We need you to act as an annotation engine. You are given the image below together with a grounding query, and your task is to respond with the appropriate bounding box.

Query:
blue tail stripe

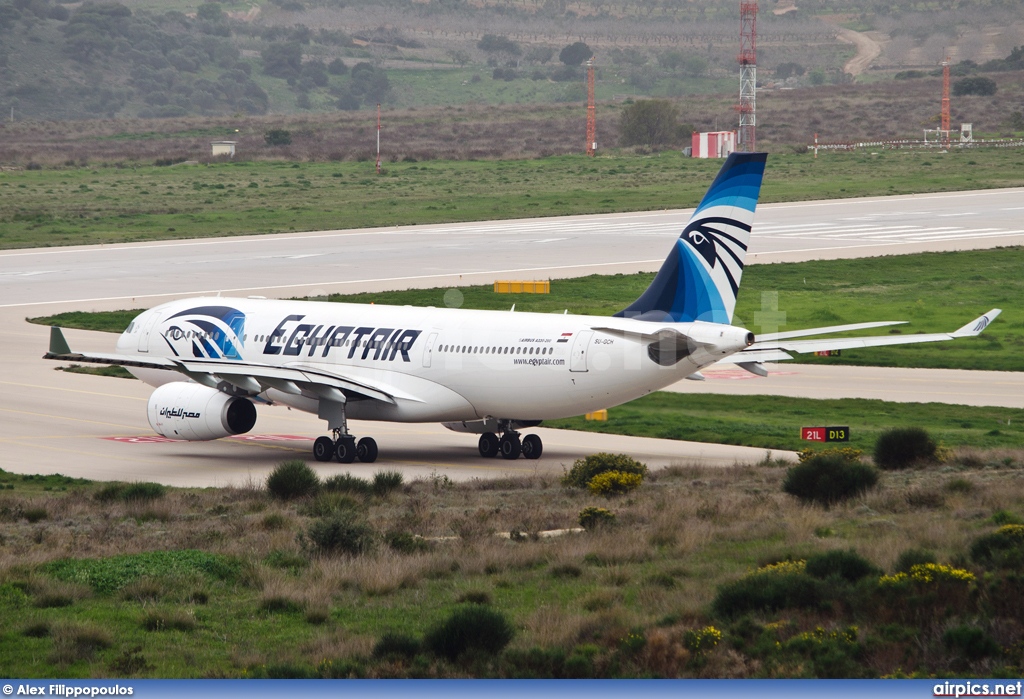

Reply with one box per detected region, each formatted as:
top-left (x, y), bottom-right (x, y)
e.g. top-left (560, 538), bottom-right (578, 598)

top-left (614, 151), bottom-right (766, 324)
top-left (695, 170), bottom-right (765, 214)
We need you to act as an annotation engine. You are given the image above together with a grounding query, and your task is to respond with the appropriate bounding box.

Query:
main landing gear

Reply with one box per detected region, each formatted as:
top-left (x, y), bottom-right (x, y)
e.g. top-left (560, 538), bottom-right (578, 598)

top-left (311, 394), bottom-right (378, 464)
top-left (478, 428), bottom-right (543, 460)
top-left (313, 432), bottom-right (378, 464)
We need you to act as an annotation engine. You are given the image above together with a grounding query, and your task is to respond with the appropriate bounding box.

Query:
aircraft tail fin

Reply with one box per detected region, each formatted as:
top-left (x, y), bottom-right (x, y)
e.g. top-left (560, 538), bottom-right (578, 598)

top-left (615, 151), bottom-right (767, 324)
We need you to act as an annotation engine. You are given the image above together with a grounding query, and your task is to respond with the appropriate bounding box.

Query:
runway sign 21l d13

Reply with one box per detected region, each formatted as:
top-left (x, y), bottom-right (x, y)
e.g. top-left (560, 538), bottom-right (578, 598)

top-left (801, 426), bottom-right (850, 442)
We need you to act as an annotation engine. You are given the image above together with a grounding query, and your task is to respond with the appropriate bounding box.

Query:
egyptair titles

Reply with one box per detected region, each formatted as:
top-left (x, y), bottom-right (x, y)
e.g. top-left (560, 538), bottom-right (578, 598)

top-left (262, 315), bottom-right (422, 363)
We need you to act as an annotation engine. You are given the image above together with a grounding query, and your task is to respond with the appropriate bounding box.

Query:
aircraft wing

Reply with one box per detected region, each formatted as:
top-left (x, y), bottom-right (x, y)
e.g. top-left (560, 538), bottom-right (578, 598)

top-left (42, 326), bottom-right (405, 405)
top-left (719, 309), bottom-right (1001, 369)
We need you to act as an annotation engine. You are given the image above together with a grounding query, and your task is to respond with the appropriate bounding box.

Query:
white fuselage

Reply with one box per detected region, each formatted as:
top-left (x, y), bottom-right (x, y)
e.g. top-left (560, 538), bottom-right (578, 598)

top-left (117, 297), bottom-right (752, 424)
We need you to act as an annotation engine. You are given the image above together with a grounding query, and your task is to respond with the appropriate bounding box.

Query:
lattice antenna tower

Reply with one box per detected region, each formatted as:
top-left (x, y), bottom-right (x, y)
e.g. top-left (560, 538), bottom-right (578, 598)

top-left (738, 2), bottom-right (757, 152)
top-left (586, 58), bottom-right (596, 156)
top-left (941, 55), bottom-right (951, 146)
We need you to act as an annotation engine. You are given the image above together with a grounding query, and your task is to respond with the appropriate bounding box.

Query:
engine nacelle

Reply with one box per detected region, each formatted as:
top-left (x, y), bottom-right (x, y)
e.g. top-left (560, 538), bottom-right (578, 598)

top-left (147, 382), bottom-right (257, 441)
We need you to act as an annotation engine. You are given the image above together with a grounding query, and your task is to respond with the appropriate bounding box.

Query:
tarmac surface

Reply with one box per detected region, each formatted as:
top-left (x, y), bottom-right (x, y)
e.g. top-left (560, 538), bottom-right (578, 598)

top-left (1, 187), bottom-right (1021, 485)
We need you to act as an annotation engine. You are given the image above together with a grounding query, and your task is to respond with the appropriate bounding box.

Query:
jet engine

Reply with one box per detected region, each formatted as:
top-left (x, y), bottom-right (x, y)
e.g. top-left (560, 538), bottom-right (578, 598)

top-left (147, 382), bottom-right (257, 441)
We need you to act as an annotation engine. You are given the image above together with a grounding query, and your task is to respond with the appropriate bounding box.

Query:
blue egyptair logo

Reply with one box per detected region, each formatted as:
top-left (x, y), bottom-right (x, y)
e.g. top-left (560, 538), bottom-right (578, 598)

top-left (164, 306), bottom-right (246, 360)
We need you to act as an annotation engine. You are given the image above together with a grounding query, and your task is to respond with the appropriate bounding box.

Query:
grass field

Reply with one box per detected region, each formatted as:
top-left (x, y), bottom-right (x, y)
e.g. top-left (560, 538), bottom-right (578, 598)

top-left (546, 393), bottom-right (1024, 451)
top-left (4, 453), bottom-right (1024, 678)
top-left (3, 147), bottom-right (1024, 249)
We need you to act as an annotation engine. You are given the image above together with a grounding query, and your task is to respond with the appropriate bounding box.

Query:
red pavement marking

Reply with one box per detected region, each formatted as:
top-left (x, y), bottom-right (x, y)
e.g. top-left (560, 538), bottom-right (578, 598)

top-left (103, 434), bottom-right (311, 444)
top-left (702, 369), bottom-right (798, 381)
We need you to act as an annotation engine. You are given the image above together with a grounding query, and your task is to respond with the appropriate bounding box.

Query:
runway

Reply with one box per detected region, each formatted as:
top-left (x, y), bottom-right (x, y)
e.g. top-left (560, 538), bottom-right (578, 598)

top-left (1, 188), bottom-right (1020, 485)
top-left (2, 187), bottom-right (1023, 309)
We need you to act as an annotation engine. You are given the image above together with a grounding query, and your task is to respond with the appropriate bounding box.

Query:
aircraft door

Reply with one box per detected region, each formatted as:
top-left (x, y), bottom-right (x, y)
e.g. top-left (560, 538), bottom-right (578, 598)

top-left (569, 330), bottom-right (593, 372)
top-left (422, 332), bottom-right (438, 368)
top-left (137, 312), bottom-right (164, 353)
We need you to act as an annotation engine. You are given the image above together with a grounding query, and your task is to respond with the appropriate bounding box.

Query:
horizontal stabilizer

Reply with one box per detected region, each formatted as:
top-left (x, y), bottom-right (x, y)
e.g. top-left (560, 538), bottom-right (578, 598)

top-left (718, 348), bottom-right (793, 363)
top-left (755, 320), bottom-right (906, 342)
top-left (742, 309), bottom-right (1001, 358)
top-left (737, 361), bottom-right (769, 377)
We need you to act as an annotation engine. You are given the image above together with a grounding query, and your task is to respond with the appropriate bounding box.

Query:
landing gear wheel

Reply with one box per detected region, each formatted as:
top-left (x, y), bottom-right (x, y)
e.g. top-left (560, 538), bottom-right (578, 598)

top-left (335, 436), bottom-right (357, 464)
top-left (357, 437), bottom-right (378, 463)
top-left (478, 432), bottom-right (500, 458)
top-left (499, 433), bottom-right (522, 460)
top-left (313, 436), bottom-right (335, 462)
top-left (521, 434), bottom-right (543, 460)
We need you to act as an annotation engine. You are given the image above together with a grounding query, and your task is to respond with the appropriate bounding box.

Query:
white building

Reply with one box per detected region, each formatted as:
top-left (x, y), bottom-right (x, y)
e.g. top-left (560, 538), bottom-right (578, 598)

top-left (691, 131), bottom-right (736, 158)
top-left (211, 141), bottom-right (237, 158)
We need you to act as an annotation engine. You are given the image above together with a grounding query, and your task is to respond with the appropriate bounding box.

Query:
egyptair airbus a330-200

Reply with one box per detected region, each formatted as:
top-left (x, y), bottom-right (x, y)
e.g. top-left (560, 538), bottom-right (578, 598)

top-left (45, 153), bottom-right (1000, 463)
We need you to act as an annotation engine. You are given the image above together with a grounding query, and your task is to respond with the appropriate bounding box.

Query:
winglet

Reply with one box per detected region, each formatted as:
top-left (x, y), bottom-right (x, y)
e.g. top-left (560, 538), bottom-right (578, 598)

top-left (952, 309), bottom-right (1001, 338)
top-left (48, 326), bottom-right (72, 356)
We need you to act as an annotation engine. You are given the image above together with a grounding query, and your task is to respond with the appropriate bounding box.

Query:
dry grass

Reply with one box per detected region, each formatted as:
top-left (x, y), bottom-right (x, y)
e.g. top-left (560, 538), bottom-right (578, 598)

top-left (5, 450), bottom-right (1024, 677)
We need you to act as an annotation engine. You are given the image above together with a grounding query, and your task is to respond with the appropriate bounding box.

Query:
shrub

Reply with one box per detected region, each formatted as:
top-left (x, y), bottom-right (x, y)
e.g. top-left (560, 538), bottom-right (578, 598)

top-left (300, 492), bottom-right (360, 517)
top-left (970, 524), bottom-right (1024, 570)
top-left (953, 76), bottom-right (997, 96)
top-left (261, 513), bottom-right (289, 530)
top-left (24, 507), bottom-right (47, 523)
top-left (873, 427), bottom-right (937, 470)
top-left (943, 625), bottom-right (1000, 661)
top-left (992, 509), bottom-right (1024, 525)
top-left (372, 470), bottom-right (404, 496)
top-left (373, 631), bottom-right (421, 659)
top-left (107, 645), bottom-right (153, 675)
top-left (578, 506), bottom-right (616, 530)
top-left (385, 530), bottom-right (430, 554)
top-left (457, 590), bottom-right (492, 605)
top-left (683, 625), bottom-right (722, 654)
top-left (120, 482), bottom-right (166, 501)
top-left (322, 473), bottom-right (371, 496)
top-left (22, 621), bottom-right (51, 638)
top-left (94, 481), bottom-right (166, 503)
top-left (893, 548), bottom-right (938, 573)
top-left (266, 460), bottom-right (320, 500)
top-left (423, 604), bottom-right (515, 661)
top-left (619, 99), bottom-right (681, 148)
top-left (264, 129), bottom-right (293, 146)
top-left (783, 626), bottom-right (863, 678)
top-left (782, 453), bottom-right (879, 506)
top-left (588, 471), bottom-right (643, 496)
top-left (878, 563), bottom-right (975, 589)
top-left (805, 549), bottom-right (879, 582)
top-left (797, 447), bottom-right (863, 464)
top-left (712, 560), bottom-right (827, 618)
top-left (49, 623), bottom-right (112, 666)
top-left (303, 513), bottom-right (375, 556)
top-left (260, 594), bottom-right (304, 614)
top-left (562, 453), bottom-right (647, 488)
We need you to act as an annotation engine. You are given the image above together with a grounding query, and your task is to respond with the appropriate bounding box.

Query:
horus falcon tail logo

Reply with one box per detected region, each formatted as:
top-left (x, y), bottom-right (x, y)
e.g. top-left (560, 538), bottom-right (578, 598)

top-left (681, 216), bottom-right (751, 298)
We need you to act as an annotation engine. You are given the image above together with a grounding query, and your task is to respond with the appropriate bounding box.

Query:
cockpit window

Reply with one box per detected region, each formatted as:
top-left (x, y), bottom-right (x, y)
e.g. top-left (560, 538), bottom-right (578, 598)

top-left (126, 322), bottom-right (135, 333)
